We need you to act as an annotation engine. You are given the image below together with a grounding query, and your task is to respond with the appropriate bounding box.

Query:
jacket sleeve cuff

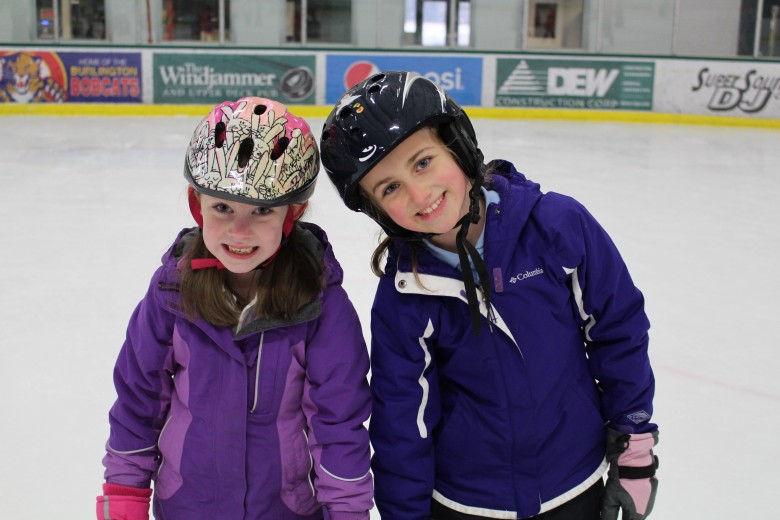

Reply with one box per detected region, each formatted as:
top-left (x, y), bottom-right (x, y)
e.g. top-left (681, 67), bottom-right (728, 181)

top-left (102, 482), bottom-right (153, 497)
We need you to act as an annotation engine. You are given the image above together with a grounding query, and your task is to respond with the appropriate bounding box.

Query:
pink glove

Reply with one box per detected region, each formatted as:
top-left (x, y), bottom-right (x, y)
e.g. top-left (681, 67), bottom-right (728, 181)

top-left (601, 428), bottom-right (659, 520)
top-left (96, 482), bottom-right (152, 520)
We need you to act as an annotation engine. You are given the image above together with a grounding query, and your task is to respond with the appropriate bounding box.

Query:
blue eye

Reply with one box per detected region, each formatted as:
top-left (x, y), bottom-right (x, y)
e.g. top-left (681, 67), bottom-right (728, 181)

top-left (383, 183), bottom-right (399, 196)
top-left (254, 207), bottom-right (272, 215)
top-left (214, 203), bottom-right (231, 213)
top-left (416, 157), bottom-right (431, 170)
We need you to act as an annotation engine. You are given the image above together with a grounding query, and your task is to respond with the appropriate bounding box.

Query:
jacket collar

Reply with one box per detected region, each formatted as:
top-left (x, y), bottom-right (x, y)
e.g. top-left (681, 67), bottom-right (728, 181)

top-left (384, 160), bottom-right (543, 278)
top-left (155, 223), bottom-right (341, 338)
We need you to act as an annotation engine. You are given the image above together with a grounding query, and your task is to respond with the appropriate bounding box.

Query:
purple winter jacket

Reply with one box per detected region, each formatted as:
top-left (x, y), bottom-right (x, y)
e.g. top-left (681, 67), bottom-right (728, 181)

top-left (369, 161), bottom-right (654, 519)
top-left (102, 223), bottom-right (373, 520)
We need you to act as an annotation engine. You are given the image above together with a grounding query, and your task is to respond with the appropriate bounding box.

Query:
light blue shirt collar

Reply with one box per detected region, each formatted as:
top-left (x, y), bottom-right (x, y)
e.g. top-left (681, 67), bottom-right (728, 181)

top-left (423, 187), bottom-right (500, 274)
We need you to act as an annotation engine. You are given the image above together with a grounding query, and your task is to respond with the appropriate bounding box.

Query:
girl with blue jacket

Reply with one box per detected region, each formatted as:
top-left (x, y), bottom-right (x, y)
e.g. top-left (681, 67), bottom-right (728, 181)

top-left (96, 97), bottom-right (373, 520)
top-left (319, 72), bottom-right (659, 520)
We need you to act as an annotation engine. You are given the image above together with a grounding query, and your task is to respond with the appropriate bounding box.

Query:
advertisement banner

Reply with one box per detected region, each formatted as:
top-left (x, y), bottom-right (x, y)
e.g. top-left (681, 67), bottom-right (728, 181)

top-left (495, 57), bottom-right (654, 110)
top-left (0, 50), bottom-right (141, 103)
top-left (654, 60), bottom-right (780, 119)
top-left (325, 54), bottom-right (482, 106)
top-left (153, 53), bottom-right (316, 105)
top-left (64, 52), bottom-right (142, 102)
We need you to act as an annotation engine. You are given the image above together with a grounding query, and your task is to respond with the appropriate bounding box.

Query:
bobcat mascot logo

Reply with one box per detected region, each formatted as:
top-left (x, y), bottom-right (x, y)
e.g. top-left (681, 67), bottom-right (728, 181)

top-left (0, 52), bottom-right (68, 103)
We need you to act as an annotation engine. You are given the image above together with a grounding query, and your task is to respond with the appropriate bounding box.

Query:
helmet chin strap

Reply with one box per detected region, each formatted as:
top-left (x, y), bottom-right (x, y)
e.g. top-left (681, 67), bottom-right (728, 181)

top-left (452, 175), bottom-right (491, 335)
top-left (367, 177), bottom-right (491, 334)
top-left (187, 187), bottom-right (303, 271)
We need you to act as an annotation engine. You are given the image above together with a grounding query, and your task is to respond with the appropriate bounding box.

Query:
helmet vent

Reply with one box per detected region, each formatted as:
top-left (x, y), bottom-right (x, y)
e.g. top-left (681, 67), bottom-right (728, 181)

top-left (271, 136), bottom-right (290, 160)
top-left (338, 106), bottom-right (353, 119)
top-left (370, 73), bottom-right (385, 84)
top-left (254, 104), bottom-right (267, 115)
top-left (368, 84), bottom-right (381, 95)
top-left (215, 122), bottom-right (227, 148)
top-left (349, 127), bottom-right (361, 137)
top-left (237, 138), bottom-right (254, 168)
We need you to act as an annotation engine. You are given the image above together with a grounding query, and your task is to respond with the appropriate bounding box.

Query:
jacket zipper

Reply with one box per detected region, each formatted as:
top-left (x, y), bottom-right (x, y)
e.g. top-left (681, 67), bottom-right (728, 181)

top-left (249, 332), bottom-right (264, 413)
top-left (302, 429), bottom-right (315, 496)
top-left (155, 415), bottom-right (173, 475)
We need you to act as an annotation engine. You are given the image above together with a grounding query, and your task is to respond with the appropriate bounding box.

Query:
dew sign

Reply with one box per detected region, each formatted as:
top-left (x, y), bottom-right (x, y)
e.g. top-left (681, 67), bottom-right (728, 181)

top-left (495, 57), bottom-right (654, 110)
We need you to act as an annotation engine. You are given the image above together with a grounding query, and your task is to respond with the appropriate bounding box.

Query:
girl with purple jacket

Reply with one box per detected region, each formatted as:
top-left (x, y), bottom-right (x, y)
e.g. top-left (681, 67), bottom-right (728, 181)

top-left (320, 72), bottom-right (659, 520)
top-left (96, 97), bottom-right (373, 520)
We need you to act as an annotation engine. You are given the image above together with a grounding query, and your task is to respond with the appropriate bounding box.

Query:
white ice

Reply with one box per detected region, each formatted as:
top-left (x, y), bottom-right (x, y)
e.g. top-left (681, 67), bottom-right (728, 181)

top-left (1, 114), bottom-right (778, 519)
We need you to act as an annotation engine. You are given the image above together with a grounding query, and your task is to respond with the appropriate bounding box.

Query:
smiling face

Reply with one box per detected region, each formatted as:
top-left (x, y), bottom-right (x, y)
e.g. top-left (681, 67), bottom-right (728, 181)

top-left (358, 127), bottom-right (472, 246)
top-left (198, 193), bottom-right (288, 276)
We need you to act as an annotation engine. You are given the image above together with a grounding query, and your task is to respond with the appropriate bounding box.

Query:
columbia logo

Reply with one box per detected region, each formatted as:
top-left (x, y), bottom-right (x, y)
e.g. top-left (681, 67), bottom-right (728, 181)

top-left (627, 410), bottom-right (651, 424)
top-left (509, 268), bottom-right (544, 283)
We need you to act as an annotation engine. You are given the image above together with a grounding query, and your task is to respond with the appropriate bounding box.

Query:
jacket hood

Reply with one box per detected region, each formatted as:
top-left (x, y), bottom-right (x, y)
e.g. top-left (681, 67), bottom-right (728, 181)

top-left (158, 222), bottom-right (342, 285)
top-left (384, 159), bottom-right (543, 277)
top-left (153, 222), bottom-right (343, 335)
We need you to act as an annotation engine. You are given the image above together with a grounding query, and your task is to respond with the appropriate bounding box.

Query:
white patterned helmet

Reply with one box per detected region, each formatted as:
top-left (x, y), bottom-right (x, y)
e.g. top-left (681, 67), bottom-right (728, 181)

top-left (184, 97), bottom-right (319, 206)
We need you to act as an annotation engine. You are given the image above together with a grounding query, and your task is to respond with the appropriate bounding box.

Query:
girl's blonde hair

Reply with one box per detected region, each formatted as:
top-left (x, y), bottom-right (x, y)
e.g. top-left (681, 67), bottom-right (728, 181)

top-left (179, 219), bottom-right (324, 327)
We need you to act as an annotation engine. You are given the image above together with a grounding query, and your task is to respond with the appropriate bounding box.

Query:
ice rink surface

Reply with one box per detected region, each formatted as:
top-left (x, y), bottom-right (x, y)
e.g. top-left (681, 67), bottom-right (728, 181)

top-left (1, 113), bottom-right (778, 519)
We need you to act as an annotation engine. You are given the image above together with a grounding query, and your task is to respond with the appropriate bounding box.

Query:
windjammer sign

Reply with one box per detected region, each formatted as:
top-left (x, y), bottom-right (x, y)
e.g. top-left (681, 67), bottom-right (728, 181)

top-left (153, 53), bottom-right (315, 104)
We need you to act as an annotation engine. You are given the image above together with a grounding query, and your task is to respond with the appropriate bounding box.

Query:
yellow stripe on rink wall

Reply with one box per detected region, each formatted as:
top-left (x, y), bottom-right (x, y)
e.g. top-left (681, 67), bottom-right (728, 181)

top-left (1, 103), bottom-right (779, 130)
top-left (0, 103), bottom-right (330, 119)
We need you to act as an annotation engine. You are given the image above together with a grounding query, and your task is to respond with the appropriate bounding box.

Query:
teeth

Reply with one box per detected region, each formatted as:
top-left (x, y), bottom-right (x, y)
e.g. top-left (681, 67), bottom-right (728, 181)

top-left (419, 195), bottom-right (443, 216)
top-left (228, 245), bottom-right (254, 254)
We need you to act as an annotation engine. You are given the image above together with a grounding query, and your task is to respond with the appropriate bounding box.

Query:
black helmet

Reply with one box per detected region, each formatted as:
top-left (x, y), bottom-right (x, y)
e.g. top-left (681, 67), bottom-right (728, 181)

top-left (320, 71), bottom-right (484, 234)
top-left (322, 71), bottom-right (491, 333)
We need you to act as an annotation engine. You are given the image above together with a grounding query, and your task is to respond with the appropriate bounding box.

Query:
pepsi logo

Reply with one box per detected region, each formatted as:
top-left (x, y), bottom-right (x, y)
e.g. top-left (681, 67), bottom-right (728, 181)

top-left (344, 61), bottom-right (380, 89)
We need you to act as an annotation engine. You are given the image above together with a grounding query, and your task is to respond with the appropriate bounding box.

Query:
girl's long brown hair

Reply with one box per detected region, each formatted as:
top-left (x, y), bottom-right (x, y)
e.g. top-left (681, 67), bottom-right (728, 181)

top-left (179, 222), bottom-right (324, 328)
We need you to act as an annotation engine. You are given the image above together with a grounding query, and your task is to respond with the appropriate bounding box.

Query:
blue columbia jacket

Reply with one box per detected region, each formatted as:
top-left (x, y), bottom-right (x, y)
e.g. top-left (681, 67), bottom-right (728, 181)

top-left (369, 161), bottom-right (655, 519)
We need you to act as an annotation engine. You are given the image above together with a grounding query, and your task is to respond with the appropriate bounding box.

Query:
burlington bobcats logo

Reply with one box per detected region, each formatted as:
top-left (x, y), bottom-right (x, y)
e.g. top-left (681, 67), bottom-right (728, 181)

top-left (509, 268), bottom-right (544, 283)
